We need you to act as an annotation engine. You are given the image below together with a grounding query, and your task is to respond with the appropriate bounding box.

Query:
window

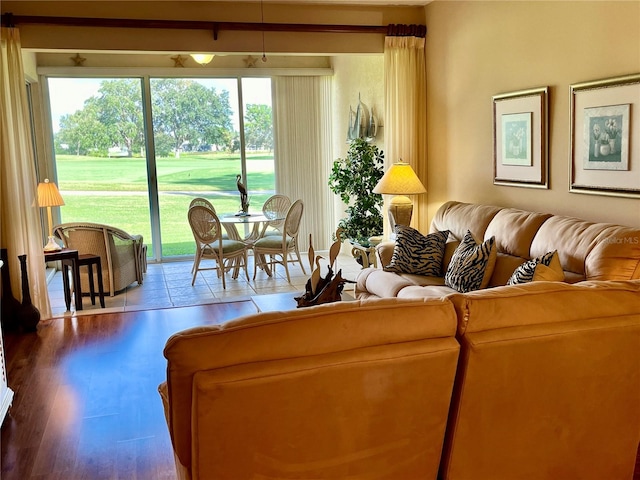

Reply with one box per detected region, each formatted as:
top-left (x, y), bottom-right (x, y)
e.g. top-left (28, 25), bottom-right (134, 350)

top-left (47, 76), bottom-right (274, 260)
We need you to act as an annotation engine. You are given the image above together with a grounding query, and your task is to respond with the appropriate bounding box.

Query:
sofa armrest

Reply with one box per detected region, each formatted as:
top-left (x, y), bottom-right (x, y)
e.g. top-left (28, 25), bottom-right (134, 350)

top-left (376, 241), bottom-right (396, 268)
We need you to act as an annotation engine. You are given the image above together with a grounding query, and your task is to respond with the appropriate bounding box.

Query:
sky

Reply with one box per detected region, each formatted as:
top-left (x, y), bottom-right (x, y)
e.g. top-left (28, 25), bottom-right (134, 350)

top-left (47, 77), bottom-right (272, 133)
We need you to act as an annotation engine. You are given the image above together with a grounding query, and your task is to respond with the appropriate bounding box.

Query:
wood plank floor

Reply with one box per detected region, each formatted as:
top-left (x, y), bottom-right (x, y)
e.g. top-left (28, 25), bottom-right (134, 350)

top-left (1, 301), bottom-right (259, 480)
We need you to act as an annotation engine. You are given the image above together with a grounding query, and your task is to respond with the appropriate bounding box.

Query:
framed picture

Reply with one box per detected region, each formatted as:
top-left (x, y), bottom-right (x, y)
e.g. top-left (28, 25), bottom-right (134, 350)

top-left (570, 73), bottom-right (640, 198)
top-left (493, 87), bottom-right (548, 188)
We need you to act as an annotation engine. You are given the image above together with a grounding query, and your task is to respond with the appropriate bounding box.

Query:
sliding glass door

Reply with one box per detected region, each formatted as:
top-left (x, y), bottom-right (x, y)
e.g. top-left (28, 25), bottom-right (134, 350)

top-left (47, 75), bottom-right (274, 261)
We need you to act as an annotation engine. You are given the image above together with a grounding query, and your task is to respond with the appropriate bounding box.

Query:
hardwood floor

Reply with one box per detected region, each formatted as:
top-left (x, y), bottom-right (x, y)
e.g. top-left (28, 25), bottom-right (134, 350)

top-left (1, 301), bottom-right (260, 479)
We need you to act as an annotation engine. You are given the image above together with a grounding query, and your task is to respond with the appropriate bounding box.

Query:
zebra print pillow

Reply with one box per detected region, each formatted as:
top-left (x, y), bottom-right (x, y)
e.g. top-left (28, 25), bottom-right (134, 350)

top-left (384, 227), bottom-right (449, 276)
top-left (507, 250), bottom-right (563, 285)
top-left (444, 230), bottom-right (497, 293)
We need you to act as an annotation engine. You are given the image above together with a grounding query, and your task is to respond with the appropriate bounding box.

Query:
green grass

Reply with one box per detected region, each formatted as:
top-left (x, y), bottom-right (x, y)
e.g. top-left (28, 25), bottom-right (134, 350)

top-left (57, 152), bottom-right (275, 258)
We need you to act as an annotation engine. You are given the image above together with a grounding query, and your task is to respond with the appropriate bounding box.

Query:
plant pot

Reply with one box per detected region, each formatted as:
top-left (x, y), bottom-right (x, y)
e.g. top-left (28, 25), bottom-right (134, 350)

top-left (599, 144), bottom-right (610, 156)
top-left (609, 138), bottom-right (616, 154)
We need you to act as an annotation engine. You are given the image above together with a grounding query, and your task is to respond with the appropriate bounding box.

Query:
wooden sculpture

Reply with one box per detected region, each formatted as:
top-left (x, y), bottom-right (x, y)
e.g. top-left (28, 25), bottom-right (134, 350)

top-left (295, 228), bottom-right (354, 308)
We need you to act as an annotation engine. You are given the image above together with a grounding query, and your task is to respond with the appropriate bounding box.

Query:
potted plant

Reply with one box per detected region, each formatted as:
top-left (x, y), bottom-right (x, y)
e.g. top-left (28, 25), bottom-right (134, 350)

top-left (328, 138), bottom-right (384, 245)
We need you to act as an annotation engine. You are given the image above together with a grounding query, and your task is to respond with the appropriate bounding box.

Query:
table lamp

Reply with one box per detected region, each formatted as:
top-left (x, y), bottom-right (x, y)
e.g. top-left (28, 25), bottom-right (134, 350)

top-left (373, 160), bottom-right (426, 234)
top-left (37, 179), bottom-right (65, 252)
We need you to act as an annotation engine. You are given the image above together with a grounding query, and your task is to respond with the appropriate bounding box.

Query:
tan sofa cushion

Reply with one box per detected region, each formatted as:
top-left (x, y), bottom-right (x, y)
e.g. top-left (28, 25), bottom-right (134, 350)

top-left (163, 298), bottom-right (460, 477)
top-left (441, 280), bottom-right (640, 480)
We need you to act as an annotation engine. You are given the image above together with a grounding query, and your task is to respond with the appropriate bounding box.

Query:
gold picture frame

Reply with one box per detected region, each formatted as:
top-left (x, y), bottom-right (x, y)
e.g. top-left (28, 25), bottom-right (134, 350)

top-left (493, 87), bottom-right (548, 188)
top-left (570, 73), bottom-right (640, 198)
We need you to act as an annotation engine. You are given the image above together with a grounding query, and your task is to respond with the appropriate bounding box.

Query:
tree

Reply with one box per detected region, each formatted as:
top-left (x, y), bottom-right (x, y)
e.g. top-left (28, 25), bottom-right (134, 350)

top-left (244, 104), bottom-right (273, 151)
top-left (56, 103), bottom-right (110, 156)
top-left (88, 79), bottom-right (145, 157)
top-left (151, 79), bottom-right (233, 157)
top-left (328, 139), bottom-right (384, 244)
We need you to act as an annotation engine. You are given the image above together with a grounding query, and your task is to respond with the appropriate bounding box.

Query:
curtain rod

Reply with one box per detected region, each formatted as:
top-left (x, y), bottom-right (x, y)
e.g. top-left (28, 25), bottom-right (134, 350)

top-left (1, 14), bottom-right (426, 39)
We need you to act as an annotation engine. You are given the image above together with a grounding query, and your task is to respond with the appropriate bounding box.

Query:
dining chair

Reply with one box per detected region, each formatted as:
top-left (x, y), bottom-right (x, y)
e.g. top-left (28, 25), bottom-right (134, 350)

top-left (189, 197), bottom-right (240, 242)
top-left (188, 205), bottom-right (249, 289)
top-left (252, 199), bottom-right (306, 283)
top-left (260, 194), bottom-right (292, 237)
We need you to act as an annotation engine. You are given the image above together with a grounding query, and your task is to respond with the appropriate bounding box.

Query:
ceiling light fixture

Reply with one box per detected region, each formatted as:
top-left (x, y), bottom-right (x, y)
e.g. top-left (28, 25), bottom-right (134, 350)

top-left (191, 54), bottom-right (214, 65)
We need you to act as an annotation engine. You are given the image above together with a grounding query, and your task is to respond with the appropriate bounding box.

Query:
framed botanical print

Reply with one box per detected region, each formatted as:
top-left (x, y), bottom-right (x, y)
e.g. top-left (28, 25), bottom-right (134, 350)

top-left (493, 87), bottom-right (548, 188)
top-left (570, 73), bottom-right (640, 198)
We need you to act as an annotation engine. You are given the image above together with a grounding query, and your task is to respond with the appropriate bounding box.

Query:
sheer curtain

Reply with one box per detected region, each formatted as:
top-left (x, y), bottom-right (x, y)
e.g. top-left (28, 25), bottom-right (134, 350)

top-left (272, 76), bottom-right (333, 252)
top-left (384, 34), bottom-right (428, 234)
top-left (1, 27), bottom-right (52, 319)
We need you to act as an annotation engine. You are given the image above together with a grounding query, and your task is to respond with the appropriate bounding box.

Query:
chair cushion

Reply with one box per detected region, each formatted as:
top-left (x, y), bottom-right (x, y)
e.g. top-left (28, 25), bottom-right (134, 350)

top-left (444, 230), bottom-right (497, 293)
top-left (254, 235), bottom-right (292, 249)
top-left (507, 250), bottom-right (564, 285)
top-left (384, 227), bottom-right (449, 276)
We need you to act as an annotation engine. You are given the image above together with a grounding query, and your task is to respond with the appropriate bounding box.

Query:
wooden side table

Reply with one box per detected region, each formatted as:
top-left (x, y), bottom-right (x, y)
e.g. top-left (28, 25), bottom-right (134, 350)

top-left (44, 249), bottom-right (83, 311)
top-left (76, 254), bottom-right (105, 308)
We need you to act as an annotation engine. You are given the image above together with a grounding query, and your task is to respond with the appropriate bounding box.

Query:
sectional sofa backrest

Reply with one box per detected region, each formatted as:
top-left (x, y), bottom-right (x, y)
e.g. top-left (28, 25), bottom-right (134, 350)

top-left (160, 298), bottom-right (460, 480)
top-left (441, 280), bottom-right (640, 480)
top-left (429, 201), bottom-right (640, 285)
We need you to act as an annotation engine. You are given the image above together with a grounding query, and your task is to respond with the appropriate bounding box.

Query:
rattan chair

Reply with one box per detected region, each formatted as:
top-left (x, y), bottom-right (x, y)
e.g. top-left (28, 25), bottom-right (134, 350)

top-left (252, 199), bottom-right (306, 282)
top-left (188, 197), bottom-right (239, 241)
top-left (188, 205), bottom-right (248, 289)
top-left (54, 222), bottom-right (147, 296)
top-left (260, 194), bottom-right (292, 237)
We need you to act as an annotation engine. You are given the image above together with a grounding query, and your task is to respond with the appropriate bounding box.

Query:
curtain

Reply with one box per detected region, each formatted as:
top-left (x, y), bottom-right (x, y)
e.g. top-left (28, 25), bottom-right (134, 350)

top-left (272, 76), bottom-right (333, 252)
top-left (383, 34), bottom-right (428, 234)
top-left (1, 27), bottom-right (52, 319)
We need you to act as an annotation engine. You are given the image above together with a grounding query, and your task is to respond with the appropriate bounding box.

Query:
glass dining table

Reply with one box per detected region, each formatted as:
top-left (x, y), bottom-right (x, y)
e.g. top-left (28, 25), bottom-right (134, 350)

top-left (219, 212), bottom-right (285, 276)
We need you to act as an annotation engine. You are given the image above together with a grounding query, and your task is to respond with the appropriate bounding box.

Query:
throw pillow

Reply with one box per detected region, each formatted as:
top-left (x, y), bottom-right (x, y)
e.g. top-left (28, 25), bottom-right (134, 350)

top-left (507, 250), bottom-right (564, 285)
top-left (384, 227), bottom-right (450, 276)
top-left (444, 230), bottom-right (497, 293)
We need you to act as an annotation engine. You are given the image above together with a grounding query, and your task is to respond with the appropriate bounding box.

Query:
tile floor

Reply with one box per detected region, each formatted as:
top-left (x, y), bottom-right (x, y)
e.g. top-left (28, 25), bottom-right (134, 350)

top-left (47, 251), bottom-right (364, 318)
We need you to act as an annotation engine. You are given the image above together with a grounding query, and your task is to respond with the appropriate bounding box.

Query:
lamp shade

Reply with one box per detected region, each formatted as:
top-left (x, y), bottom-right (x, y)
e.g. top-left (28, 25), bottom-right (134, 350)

top-left (373, 161), bottom-right (426, 195)
top-left (190, 54), bottom-right (214, 65)
top-left (37, 179), bottom-right (65, 207)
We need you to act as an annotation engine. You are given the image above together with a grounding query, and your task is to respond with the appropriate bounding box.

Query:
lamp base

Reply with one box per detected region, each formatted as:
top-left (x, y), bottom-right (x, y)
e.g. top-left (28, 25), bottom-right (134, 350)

top-left (43, 236), bottom-right (62, 252)
top-left (388, 195), bottom-right (414, 237)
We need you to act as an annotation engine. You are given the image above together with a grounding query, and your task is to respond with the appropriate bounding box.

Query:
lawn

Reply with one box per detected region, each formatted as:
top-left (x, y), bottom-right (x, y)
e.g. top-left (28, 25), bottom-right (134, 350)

top-left (56, 152), bottom-right (275, 257)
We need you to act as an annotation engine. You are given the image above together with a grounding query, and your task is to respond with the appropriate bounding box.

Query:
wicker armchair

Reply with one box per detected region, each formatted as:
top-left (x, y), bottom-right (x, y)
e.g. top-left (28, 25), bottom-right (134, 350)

top-left (54, 222), bottom-right (147, 296)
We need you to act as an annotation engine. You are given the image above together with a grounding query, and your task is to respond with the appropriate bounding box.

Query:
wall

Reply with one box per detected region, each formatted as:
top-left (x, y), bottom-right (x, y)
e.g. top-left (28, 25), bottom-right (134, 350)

top-left (425, 1), bottom-right (640, 228)
top-left (330, 54), bottom-right (384, 248)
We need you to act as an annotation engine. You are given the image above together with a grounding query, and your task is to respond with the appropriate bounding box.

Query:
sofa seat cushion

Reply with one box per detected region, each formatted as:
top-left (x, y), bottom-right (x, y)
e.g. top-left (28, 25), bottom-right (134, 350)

top-left (445, 231), bottom-right (497, 293)
top-left (397, 285), bottom-right (457, 299)
top-left (384, 227), bottom-right (449, 276)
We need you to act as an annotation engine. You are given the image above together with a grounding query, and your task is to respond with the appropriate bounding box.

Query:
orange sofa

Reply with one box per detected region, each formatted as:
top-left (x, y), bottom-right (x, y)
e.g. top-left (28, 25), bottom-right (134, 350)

top-left (159, 280), bottom-right (640, 480)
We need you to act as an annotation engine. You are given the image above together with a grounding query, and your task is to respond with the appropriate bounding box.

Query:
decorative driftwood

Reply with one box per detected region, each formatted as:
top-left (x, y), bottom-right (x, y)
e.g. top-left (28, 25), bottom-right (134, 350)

top-left (295, 229), bottom-right (354, 308)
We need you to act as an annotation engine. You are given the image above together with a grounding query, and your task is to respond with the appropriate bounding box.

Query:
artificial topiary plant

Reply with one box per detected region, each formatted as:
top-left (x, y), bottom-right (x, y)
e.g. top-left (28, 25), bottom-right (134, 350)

top-left (328, 138), bottom-right (384, 244)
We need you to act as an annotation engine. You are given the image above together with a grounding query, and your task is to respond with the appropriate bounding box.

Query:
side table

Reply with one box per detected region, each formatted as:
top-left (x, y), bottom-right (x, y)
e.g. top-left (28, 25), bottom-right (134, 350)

top-left (44, 249), bottom-right (83, 311)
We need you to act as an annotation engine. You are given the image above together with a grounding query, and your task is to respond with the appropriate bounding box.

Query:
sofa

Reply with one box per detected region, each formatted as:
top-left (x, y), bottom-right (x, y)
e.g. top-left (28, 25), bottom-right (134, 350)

top-left (54, 222), bottom-right (147, 296)
top-left (356, 201), bottom-right (640, 299)
top-left (159, 279), bottom-right (640, 480)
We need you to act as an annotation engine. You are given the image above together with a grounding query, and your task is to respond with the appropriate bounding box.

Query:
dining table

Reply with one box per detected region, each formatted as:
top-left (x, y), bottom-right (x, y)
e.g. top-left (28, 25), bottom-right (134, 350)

top-left (220, 212), bottom-right (285, 277)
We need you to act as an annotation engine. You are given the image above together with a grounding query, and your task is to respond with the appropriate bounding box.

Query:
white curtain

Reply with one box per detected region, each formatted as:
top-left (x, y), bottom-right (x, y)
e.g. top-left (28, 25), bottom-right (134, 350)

top-left (383, 35), bottom-right (428, 234)
top-left (1, 27), bottom-right (52, 320)
top-left (272, 76), bottom-right (334, 253)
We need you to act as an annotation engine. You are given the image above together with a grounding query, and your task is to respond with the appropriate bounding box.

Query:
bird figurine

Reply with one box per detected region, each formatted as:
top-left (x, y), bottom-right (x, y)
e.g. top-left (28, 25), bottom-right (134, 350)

top-left (236, 174), bottom-right (250, 215)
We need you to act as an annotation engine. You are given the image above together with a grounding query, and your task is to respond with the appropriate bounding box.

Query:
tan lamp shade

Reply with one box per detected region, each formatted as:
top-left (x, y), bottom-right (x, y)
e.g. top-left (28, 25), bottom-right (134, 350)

top-left (373, 161), bottom-right (426, 233)
top-left (37, 179), bottom-right (65, 251)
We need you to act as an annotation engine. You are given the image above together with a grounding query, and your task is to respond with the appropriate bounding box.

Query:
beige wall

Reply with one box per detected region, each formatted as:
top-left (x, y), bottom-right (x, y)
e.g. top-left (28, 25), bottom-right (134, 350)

top-left (330, 54), bottom-right (384, 246)
top-left (425, 1), bottom-right (640, 228)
